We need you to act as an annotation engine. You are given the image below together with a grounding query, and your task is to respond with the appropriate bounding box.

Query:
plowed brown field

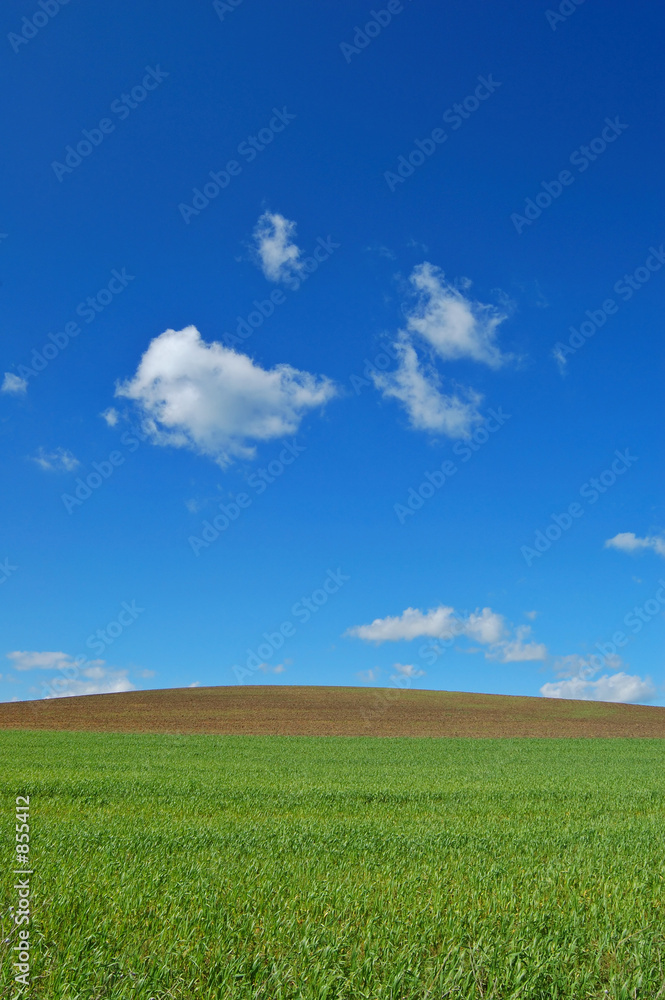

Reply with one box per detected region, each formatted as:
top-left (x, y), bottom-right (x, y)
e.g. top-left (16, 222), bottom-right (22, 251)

top-left (1, 685), bottom-right (665, 736)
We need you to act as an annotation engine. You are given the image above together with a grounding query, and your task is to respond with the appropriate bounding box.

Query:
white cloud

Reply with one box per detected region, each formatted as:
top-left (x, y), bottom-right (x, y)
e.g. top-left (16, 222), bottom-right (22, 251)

top-left (390, 662), bottom-right (425, 679)
top-left (101, 407), bottom-right (119, 427)
top-left (115, 326), bottom-right (336, 467)
top-left (605, 532), bottom-right (665, 558)
top-left (346, 605), bottom-right (506, 646)
top-left (138, 669), bottom-right (156, 679)
top-left (489, 626), bottom-right (547, 663)
top-left (1, 373), bottom-right (27, 395)
top-left (347, 605), bottom-right (460, 643)
top-left (7, 650), bottom-right (75, 671)
top-left (372, 335), bottom-right (483, 438)
top-left (252, 211), bottom-right (304, 287)
top-left (43, 667), bottom-right (135, 699)
top-left (465, 608), bottom-right (508, 645)
top-left (525, 610), bottom-right (538, 620)
top-left (540, 672), bottom-right (655, 704)
top-left (31, 447), bottom-right (79, 472)
top-left (7, 650), bottom-right (136, 698)
top-left (346, 605), bottom-right (548, 662)
top-left (188, 681), bottom-right (201, 688)
top-left (405, 263), bottom-right (511, 368)
top-left (373, 263), bottom-right (512, 438)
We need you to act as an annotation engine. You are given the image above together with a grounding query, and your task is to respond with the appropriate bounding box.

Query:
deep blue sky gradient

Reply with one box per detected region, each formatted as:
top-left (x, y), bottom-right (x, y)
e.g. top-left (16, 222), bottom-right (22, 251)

top-left (1, 0), bottom-right (663, 702)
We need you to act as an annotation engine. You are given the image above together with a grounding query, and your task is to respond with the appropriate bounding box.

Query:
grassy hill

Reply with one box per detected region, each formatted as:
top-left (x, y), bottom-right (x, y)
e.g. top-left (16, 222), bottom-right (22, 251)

top-left (1, 684), bottom-right (664, 736)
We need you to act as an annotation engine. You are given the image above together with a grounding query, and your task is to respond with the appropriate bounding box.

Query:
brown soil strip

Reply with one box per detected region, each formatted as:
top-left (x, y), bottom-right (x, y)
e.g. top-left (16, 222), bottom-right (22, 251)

top-left (1, 685), bottom-right (664, 737)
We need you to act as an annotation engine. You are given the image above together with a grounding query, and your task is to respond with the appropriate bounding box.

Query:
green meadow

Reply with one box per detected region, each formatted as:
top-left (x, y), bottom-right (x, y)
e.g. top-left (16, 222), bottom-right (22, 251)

top-left (1, 732), bottom-right (664, 999)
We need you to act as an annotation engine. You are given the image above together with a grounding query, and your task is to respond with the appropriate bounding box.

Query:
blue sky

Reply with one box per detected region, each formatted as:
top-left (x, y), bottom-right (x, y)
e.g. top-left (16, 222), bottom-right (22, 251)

top-left (1, 0), bottom-right (663, 705)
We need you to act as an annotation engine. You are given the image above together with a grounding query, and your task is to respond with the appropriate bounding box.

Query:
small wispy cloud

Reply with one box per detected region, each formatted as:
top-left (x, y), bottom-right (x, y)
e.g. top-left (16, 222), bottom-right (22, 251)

top-left (257, 662), bottom-right (286, 674)
top-left (373, 262), bottom-right (513, 438)
top-left (252, 211), bottom-right (304, 287)
top-left (552, 344), bottom-right (568, 374)
top-left (7, 651), bottom-right (76, 671)
top-left (605, 532), bottom-right (665, 558)
top-left (30, 447), bottom-right (79, 472)
top-left (356, 668), bottom-right (381, 682)
top-left (389, 662), bottom-right (425, 680)
top-left (1, 373), bottom-right (27, 395)
top-left (101, 407), bottom-right (119, 427)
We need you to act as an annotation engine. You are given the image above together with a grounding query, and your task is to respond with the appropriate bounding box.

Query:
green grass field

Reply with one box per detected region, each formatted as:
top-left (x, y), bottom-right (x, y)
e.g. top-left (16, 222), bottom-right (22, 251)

top-left (2, 732), bottom-right (665, 999)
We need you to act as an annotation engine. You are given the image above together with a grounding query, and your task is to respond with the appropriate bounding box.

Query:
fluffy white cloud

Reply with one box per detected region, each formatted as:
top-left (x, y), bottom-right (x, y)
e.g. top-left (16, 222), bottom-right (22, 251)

top-left (489, 626), bottom-right (547, 663)
top-left (7, 650), bottom-right (137, 698)
top-left (372, 336), bottom-right (483, 438)
top-left (1, 373), bottom-right (27, 395)
top-left (373, 263), bottom-right (512, 437)
top-left (346, 605), bottom-right (506, 647)
top-left (115, 326), bottom-right (336, 466)
top-left (605, 532), bottom-right (665, 558)
top-left (346, 605), bottom-right (548, 662)
top-left (31, 447), bottom-right (79, 472)
top-left (540, 672), bottom-right (655, 703)
top-left (405, 263), bottom-right (511, 368)
top-left (252, 211), bottom-right (304, 287)
top-left (347, 605), bottom-right (460, 643)
top-left (188, 681), bottom-right (201, 688)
